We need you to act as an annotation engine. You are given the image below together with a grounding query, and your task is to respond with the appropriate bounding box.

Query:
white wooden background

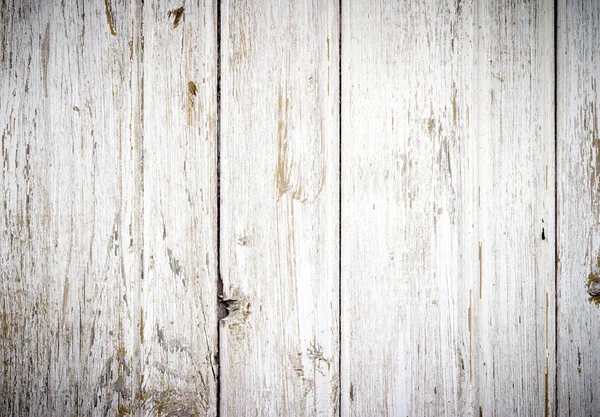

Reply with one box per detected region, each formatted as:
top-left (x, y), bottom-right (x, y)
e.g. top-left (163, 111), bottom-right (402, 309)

top-left (0, 0), bottom-right (598, 416)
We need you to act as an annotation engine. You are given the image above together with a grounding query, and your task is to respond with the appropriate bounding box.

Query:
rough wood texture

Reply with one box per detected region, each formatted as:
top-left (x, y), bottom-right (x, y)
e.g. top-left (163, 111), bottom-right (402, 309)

top-left (219, 0), bottom-right (340, 415)
top-left (5, 0), bottom-right (600, 416)
top-left (557, 1), bottom-right (600, 415)
top-left (140, 1), bottom-right (218, 416)
top-left (341, 1), bottom-right (555, 415)
top-left (1, 0), bottom-right (143, 415)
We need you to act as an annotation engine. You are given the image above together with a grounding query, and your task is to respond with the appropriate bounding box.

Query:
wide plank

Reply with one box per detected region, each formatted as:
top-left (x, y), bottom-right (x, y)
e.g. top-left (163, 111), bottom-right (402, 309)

top-left (140, 0), bottom-right (219, 415)
top-left (557, 1), bottom-right (600, 415)
top-left (219, 0), bottom-right (340, 415)
top-left (1, 0), bottom-right (143, 415)
top-left (341, 1), bottom-right (555, 415)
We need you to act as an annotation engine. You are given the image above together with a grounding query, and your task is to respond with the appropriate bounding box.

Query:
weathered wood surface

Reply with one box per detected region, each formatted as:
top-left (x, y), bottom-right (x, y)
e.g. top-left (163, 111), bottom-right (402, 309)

top-left (557, 1), bottom-right (600, 415)
top-left (219, 0), bottom-right (340, 416)
top-left (140, 1), bottom-right (218, 416)
top-left (3, 0), bottom-right (600, 416)
top-left (1, 0), bottom-right (143, 415)
top-left (341, 1), bottom-right (555, 415)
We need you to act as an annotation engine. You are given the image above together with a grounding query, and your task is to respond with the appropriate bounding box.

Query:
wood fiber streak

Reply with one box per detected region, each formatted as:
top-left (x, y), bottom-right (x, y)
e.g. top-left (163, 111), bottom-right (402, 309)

top-left (1, 0), bottom-right (143, 415)
top-left (219, 0), bottom-right (340, 415)
top-left (341, 1), bottom-right (555, 415)
top-left (557, 1), bottom-right (600, 415)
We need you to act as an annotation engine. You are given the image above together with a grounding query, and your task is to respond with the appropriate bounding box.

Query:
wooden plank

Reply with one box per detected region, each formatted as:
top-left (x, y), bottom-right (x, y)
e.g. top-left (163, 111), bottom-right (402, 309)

top-left (0, 0), bottom-right (143, 415)
top-left (140, 1), bottom-right (219, 415)
top-left (219, 0), bottom-right (340, 415)
top-left (341, 1), bottom-right (555, 415)
top-left (557, 1), bottom-right (600, 415)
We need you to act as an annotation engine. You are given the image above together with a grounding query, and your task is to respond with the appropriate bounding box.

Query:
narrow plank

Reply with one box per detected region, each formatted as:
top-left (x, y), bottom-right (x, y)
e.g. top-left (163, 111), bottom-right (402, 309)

top-left (341, 1), bottom-right (555, 415)
top-left (0, 0), bottom-right (143, 415)
top-left (557, 1), bottom-right (600, 415)
top-left (220, 0), bottom-right (340, 415)
top-left (140, 1), bottom-right (219, 415)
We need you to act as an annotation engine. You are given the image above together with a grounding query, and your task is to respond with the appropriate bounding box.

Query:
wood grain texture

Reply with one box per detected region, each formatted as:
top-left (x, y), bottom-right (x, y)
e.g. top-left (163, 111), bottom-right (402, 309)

top-left (1, 0), bottom-right (143, 415)
top-left (219, 0), bottom-right (340, 415)
top-left (557, 1), bottom-right (600, 415)
top-left (341, 1), bottom-right (555, 415)
top-left (8, 0), bottom-right (600, 416)
top-left (141, 0), bottom-right (219, 415)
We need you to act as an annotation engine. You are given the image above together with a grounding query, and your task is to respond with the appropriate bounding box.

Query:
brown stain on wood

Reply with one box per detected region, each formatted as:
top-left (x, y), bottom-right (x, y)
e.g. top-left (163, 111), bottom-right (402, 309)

top-left (584, 85), bottom-right (600, 214)
top-left (188, 81), bottom-right (197, 97)
top-left (275, 90), bottom-right (325, 204)
top-left (129, 19), bottom-right (135, 61)
top-left (187, 81), bottom-right (197, 125)
top-left (139, 307), bottom-right (144, 344)
top-left (427, 118), bottom-right (435, 135)
top-left (276, 91), bottom-right (291, 199)
top-left (230, 24), bottom-right (250, 67)
top-left (220, 287), bottom-right (251, 339)
top-left (168, 7), bottom-right (185, 29)
top-left (587, 253), bottom-right (600, 305)
top-left (104, 0), bottom-right (117, 36)
top-left (587, 270), bottom-right (600, 305)
top-left (41, 23), bottom-right (50, 97)
top-left (144, 387), bottom-right (208, 416)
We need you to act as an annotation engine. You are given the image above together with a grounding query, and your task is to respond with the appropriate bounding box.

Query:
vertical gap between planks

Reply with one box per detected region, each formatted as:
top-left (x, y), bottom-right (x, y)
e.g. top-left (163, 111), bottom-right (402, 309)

top-left (136, 0), bottom-right (146, 405)
top-left (553, 0), bottom-right (559, 415)
top-left (338, 0), bottom-right (343, 415)
top-left (216, 0), bottom-right (223, 414)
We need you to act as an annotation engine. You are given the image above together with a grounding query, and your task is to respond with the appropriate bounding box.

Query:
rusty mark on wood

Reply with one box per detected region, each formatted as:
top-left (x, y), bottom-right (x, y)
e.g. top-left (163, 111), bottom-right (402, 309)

top-left (168, 7), bottom-right (185, 29)
top-left (104, 0), bottom-right (117, 36)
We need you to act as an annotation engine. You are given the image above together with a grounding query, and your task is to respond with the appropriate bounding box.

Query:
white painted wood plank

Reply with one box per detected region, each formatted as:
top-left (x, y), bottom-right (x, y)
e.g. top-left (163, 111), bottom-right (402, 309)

top-left (1, 0), bottom-right (143, 415)
top-left (141, 1), bottom-right (218, 415)
top-left (557, 1), bottom-right (600, 415)
top-left (341, 1), bottom-right (555, 415)
top-left (220, 0), bottom-right (340, 415)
